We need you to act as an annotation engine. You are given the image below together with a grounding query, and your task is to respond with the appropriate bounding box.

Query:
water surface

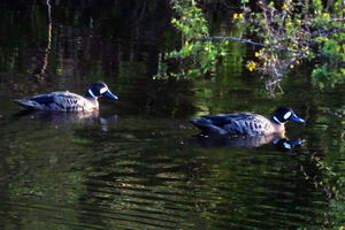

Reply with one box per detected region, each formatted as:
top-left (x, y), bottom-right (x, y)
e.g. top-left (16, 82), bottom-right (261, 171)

top-left (0, 1), bottom-right (344, 229)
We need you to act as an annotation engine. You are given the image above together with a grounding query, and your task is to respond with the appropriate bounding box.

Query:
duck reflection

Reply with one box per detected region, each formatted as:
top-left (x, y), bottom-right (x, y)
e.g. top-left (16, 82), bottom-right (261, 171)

top-left (13, 110), bottom-right (117, 131)
top-left (271, 138), bottom-right (302, 152)
top-left (195, 133), bottom-right (302, 151)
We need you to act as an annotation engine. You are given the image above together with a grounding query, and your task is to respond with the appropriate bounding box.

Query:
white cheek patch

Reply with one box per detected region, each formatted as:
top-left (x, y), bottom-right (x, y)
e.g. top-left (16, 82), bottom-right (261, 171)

top-left (100, 87), bottom-right (108, 94)
top-left (283, 111), bottom-right (292, 120)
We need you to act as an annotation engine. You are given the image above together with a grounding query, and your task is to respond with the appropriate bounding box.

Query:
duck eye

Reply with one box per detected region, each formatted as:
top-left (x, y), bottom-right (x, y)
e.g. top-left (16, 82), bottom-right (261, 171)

top-left (100, 87), bottom-right (108, 94)
top-left (283, 111), bottom-right (292, 120)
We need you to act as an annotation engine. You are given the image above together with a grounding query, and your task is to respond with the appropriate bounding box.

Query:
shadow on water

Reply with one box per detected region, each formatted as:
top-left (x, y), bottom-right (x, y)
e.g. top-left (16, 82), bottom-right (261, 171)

top-left (0, 1), bottom-right (344, 230)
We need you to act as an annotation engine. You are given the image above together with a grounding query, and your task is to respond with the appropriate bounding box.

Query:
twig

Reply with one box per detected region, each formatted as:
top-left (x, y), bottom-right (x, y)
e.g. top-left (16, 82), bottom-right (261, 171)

top-left (311, 27), bottom-right (345, 38)
top-left (196, 36), bottom-right (306, 54)
top-left (330, 18), bottom-right (345, 22)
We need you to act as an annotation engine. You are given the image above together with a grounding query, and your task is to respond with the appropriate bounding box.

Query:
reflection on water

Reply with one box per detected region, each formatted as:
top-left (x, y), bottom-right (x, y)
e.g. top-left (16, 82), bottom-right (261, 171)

top-left (0, 1), bottom-right (344, 230)
top-left (195, 133), bottom-right (302, 151)
top-left (0, 119), bottom-right (321, 230)
top-left (0, 112), bottom-right (332, 230)
top-left (13, 110), bottom-right (117, 132)
top-left (14, 110), bottom-right (100, 122)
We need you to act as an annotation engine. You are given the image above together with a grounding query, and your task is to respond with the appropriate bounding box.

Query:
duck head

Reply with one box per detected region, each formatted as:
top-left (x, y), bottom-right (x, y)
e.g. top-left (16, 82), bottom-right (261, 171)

top-left (85, 81), bottom-right (118, 100)
top-left (271, 107), bottom-right (304, 124)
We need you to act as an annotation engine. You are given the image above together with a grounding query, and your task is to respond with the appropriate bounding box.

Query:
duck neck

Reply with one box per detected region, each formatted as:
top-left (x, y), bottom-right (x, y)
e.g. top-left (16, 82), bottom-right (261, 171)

top-left (270, 116), bottom-right (285, 132)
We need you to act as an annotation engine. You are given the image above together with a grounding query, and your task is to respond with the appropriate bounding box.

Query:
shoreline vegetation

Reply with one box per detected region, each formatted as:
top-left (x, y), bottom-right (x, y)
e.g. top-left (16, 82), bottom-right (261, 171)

top-left (161, 0), bottom-right (344, 91)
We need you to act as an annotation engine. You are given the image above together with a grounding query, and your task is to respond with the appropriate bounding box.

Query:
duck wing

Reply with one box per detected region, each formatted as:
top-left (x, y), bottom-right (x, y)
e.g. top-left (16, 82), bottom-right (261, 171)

top-left (15, 91), bottom-right (89, 112)
top-left (190, 113), bottom-right (251, 135)
top-left (50, 92), bottom-right (92, 111)
top-left (14, 93), bottom-right (55, 110)
top-left (218, 113), bottom-right (271, 136)
top-left (204, 113), bottom-right (258, 135)
top-left (192, 113), bottom-right (271, 136)
top-left (201, 113), bottom-right (255, 125)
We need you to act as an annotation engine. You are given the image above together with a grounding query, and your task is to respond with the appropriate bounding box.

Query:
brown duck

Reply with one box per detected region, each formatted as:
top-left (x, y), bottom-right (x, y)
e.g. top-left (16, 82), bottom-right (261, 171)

top-left (14, 81), bottom-right (118, 113)
top-left (190, 107), bottom-right (304, 136)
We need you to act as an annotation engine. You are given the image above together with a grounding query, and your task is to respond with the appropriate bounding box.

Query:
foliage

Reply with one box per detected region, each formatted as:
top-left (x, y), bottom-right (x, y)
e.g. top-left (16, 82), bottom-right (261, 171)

top-left (156, 0), bottom-right (229, 79)
top-left (164, 0), bottom-right (345, 90)
top-left (303, 155), bottom-right (345, 230)
top-left (240, 0), bottom-right (345, 88)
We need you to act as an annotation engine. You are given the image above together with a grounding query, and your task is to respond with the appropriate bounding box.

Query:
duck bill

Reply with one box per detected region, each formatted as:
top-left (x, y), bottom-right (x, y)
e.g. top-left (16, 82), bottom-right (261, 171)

top-left (105, 90), bottom-right (118, 100)
top-left (290, 113), bottom-right (304, 123)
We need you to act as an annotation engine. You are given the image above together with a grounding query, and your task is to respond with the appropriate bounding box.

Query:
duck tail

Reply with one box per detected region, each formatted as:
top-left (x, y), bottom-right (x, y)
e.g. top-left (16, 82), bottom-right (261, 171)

top-left (13, 99), bottom-right (39, 109)
top-left (190, 118), bottom-right (203, 126)
top-left (190, 118), bottom-right (227, 135)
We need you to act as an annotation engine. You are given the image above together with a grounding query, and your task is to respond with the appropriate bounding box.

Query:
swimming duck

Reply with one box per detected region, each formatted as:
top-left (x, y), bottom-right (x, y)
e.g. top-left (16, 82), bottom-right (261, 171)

top-left (14, 81), bottom-right (118, 112)
top-left (190, 107), bottom-right (304, 136)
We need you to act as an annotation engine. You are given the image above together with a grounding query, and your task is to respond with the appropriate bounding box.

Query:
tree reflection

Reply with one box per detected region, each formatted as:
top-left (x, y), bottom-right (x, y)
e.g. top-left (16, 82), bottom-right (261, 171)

top-left (30, 0), bottom-right (52, 80)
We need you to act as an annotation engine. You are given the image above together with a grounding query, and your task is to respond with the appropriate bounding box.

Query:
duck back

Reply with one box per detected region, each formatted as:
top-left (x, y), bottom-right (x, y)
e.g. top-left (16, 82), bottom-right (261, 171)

top-left (14, 91), bottom-right (98, 112)
top-left (191, 113), bottom-right (282, 136)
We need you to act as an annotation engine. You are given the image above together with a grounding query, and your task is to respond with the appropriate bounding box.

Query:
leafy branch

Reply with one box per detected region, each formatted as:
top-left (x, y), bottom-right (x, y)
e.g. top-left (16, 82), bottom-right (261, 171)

top-left (238, 0), bottom-right (345, 88)
top-left (160, 0), bottom-right (344, 91)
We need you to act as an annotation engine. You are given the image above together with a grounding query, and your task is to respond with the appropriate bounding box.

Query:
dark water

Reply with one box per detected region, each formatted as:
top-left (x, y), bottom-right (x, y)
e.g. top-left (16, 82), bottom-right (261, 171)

top-left (0, 1), bottom-right (344, 229)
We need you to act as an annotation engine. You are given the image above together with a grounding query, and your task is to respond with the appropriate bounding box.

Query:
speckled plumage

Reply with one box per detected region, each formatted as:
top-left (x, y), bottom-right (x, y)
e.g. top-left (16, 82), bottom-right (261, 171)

top-left (14, 91), bottom-right (99, 112)
top-left (190, 107), bottom-right (304, 136)
top-left (14, 81), bottom-right (118, 113)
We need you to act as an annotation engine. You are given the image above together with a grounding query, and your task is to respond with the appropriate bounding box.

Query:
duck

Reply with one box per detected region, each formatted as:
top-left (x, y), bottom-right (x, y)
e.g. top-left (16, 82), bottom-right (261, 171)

top-left (190, 107), bottom-right (304, 136)
top-left (14, 81), bottom-right (118, 113)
